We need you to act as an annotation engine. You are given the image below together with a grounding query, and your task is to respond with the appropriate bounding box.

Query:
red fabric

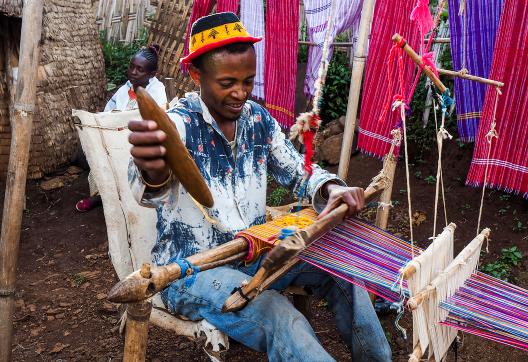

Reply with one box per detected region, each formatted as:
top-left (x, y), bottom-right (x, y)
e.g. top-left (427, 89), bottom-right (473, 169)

top-left (466, 0), bottom-right (528, 196)
top-left (128, 88), bottom-right (136, 100)
top-left (264, 0), bottom-right (299, 128)
top-left (216, 0), bottom-right (239, 13)
top-left (181, 0), bottom-right (216, 73)
top-left (357, 0), bottom-right (421, 158)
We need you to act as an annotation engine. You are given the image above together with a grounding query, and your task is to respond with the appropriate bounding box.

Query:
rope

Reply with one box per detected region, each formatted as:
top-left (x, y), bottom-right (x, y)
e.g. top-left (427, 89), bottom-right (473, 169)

top-left (476, 87), bottom-right (501, 248)
top-left (459, 0), bottom-right (469, 73)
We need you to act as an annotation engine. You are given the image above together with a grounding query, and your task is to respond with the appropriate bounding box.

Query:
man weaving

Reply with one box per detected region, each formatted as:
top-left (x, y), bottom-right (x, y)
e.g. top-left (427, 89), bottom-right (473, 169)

top-left (127, 12), bottom-right (391, 362)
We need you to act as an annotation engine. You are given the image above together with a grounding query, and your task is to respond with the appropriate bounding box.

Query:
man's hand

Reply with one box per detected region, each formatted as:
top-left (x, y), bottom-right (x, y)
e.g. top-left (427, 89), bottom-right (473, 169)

top-left (318, 183), bottom-right (365, 219)
top-left (128, 120), bottom-right (170, 185)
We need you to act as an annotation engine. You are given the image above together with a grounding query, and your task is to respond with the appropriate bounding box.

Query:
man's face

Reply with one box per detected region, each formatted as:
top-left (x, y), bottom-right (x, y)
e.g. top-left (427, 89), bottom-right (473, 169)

top-left (191, 47), bottom-right (256, 123)
top-left (127, 55), bottom-right (154, 88)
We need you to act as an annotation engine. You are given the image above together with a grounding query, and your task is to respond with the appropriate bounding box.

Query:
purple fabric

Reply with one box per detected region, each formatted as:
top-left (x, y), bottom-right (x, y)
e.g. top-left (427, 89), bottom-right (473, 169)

top-left (448, 0), bottom-right (504, 142)
top-left (303, 0), bottom-right (363, 97)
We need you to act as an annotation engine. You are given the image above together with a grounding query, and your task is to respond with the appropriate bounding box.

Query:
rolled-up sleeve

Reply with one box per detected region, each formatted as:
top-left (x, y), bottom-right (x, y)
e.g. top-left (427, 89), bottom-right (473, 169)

top-left (265, 112), bottom-right (346, 213)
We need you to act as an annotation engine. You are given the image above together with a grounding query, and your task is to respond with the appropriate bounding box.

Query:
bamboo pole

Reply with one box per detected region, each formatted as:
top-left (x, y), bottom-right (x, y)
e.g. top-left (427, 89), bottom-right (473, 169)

top-left (437, 68), bottom-right (504, 88)
top-left (338, 0), bottom-right (376, 180)
top-left (0, 1), bottom-right (44, 361)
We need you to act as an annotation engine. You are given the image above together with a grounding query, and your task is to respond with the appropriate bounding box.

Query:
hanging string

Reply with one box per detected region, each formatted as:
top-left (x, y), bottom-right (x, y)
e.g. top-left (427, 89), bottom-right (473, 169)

top-left (476, 87), bottom-right (501, 249)
top-left (459, 0), bottom-right (469, 73)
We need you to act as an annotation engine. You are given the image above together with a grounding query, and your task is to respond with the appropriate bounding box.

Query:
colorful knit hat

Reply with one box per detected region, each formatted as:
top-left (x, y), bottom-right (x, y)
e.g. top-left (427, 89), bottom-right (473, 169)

top-left (181, 12), bottom-right (262, 64)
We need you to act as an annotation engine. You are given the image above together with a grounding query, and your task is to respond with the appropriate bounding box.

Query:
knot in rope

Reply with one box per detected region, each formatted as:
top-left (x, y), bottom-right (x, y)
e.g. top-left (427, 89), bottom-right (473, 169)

top-left (485, 127), bottom-right (498, 144)
top-left (458, 67), bottom-right (469, 75)
top-left (378, 201), bottom-right (393, 210)
top-left (441, 88), bottom-right (454, 113)
top-left (438, 126), bottom-right (453, 140)
top-left (421, 52), bottom-right (439, 78)
top-left (170, 258), bottom-right (201, 287)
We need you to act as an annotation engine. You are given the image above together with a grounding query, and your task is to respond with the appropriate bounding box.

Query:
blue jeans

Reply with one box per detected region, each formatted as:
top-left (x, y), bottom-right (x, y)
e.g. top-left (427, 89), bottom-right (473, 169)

top-left (161, 257), bottom-right (392, 362)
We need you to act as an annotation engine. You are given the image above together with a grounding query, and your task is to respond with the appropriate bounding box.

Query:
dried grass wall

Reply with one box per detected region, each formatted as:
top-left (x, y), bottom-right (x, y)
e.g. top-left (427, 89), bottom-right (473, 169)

top-left (0, 0), bottom-right (107, 179)
top-left (96, 0), bottom-right (152, 43)
top-left (148, 0), bottom-right (196, 99)
top-left (0, 0), bottom-right (22, 17)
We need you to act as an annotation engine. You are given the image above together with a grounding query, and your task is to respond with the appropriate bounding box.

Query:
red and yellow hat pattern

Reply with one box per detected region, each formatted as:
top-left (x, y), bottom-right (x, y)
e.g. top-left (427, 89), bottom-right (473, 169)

top-left (181, 12), bottom-right (262, 64)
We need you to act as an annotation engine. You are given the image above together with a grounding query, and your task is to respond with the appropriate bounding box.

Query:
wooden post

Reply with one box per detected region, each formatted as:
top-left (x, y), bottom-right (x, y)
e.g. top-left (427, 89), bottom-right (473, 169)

top-left (338, 0), bottom-right (376, 180)
top-left (123, 300), bottom-right (152, 362)
top-left (0, 1), bottom-right (44, 361)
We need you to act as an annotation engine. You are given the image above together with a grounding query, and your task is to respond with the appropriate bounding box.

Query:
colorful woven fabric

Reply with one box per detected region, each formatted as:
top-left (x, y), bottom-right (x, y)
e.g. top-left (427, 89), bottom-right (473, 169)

top-left (240, 0), bottom-right (265, 99)
top-left (237, 208), bottom-right (419, 301)
top-left (440, 272), bottom-right (528, 351)
top-left (264, 0), bottom-right (299, 127)
top-left (357, 0), bottom-right (421, 158)
top-left (216, 0), bottom-right (239, 13)
top-left (466, 0), bottom-right (528, 196)
top-left (303, 0), bottom-right (362, 97)
top-left (448, 0), bottom-right (504, 142)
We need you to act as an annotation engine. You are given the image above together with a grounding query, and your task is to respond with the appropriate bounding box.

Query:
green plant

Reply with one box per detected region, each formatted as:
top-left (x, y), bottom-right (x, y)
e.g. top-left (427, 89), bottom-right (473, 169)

top-left (414, 171), bottom-right (422, 179)
top-left (512, 218), bottom-right (527, 233)
top-left (72, 273), bottom-right (87, 286)
top-left (424, 175), bottom-right (436, 184)
top-left (481, 246), bottom-right (524, 281)
top-left (499, 193), bottom-right (512, 201)
top-left (320, 50), bottom-right (352, 122)
top-left (267, 186), bottom-right (290, 207)
top-left (100, 29), bottom-right (148, 88)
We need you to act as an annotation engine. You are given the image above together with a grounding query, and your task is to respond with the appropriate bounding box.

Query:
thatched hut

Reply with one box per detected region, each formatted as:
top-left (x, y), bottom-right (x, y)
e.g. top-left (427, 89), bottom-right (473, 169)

top-left (0, 0), bottom-right (106, 179)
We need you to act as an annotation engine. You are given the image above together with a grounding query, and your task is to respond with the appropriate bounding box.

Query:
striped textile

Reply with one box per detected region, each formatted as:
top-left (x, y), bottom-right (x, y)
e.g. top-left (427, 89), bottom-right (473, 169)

top-left (237, 208), bottom-right (419, 302)
top-left (356, 0), bottom-right (421, 158)
top-left (448, 0), bottom-right (504, 142)
top-left (181, 0), bottom-right (215, 73)
top-left (466, 0), bottom-right (528, 197)
top-left (440, 272), bottom-right (528, 352)
top-left (216, 0), bottom-right (239, 13)
top-left (303, 0), bottom-right (362, 97)
top-left (240, 0), bottom-right (265, 99)
top-left (264, 0), bottom-right (300, 127)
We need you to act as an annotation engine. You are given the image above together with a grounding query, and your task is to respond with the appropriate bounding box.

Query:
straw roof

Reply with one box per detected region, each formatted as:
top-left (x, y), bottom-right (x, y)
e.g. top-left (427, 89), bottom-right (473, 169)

top-left (0, 0), bottom-right (106, 179)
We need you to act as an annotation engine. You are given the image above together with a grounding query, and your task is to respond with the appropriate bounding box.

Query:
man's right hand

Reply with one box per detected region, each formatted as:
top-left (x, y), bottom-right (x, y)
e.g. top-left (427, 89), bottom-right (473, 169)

top-left (128, 120), bottom-right (171, 185)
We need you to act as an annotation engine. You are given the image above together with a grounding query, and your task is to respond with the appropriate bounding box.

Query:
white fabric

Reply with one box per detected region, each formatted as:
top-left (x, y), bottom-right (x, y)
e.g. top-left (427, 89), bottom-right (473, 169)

top-left (240, 0), bottom-right (265, 99)
top-left (104, 77), bottom-right (168, 112)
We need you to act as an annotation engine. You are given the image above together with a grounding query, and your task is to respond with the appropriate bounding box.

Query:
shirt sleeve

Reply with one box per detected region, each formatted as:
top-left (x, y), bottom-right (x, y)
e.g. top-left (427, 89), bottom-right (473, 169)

top-left (264, 110), bottom-right (346, 213)
top-left (128, 111), bottom-right (186, 207)
top-left (104, 93), bottom-right (117, 112)
top-left (151, 82), bottom-right (168, 108)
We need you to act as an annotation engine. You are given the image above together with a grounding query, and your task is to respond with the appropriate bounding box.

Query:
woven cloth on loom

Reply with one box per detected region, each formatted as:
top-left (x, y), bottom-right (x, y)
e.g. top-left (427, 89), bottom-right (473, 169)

top-left (440, 272), bottom-right (528, 351)
top-left (466, 0), bottom-right (528, 196)
top-left (356, 0), bottom-right (421, 158)
top-left (303, 0), bottom-right (362, 97)
top-left (264, 0), bottom-right (299, 128)
top-left (240, 0), bottom-right (265, 99)
top-left (448, 0), bottom-right (504, 142)
top-left (236, 208), bottom-right (420, 302)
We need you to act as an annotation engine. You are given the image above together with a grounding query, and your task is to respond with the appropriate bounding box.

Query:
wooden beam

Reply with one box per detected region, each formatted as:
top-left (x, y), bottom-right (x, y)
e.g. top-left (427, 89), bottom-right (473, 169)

top-left (337, 0), bottom-right (377, 180)
top-left (0, 1), bottom-right (44, 361)
top-left (298, 40), bottom-right (355, 48)
top-left (437, 68), bottom-right (504, 88)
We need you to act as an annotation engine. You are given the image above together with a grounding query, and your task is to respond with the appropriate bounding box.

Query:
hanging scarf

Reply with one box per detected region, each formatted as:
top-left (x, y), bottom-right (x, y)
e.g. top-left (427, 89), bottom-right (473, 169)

top-left (216, 0), bottom-right (239, 13)
top-left (303, 0), bottom-right (363, 97)
top-left (240, 0), bottom-right (265, 99)
top-left (181, 0), bottom-right (215, 74)
top-left (264, 0), bottom-right (300, 128)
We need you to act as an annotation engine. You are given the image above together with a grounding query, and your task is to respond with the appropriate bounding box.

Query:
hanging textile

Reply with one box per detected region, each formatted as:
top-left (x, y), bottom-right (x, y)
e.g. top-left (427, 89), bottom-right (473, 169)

top-left (303, 0), bottom-right (362, 98)
top-left (264, 0), bottom-right (300, 128)
top-left (356, 0), bottom-right (421, 158)
top-left (216, 0), bottom-right (239, 13)
top-left (240, 0), bottom-right (265, 99)
top-left (466, 0), bottom-right (528, 196)
top-left (181, 0), bottom-right (215, 73)
top-left (448, 0), bottom-right (504, 142)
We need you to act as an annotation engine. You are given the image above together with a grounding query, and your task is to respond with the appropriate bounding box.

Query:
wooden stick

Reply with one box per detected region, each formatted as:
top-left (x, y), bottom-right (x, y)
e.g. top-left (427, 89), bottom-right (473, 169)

top-left (222, 173), bottom-right (390, 312)
top-left (375, 152), bottom-right (398, 229)
top-left (392, 33), bottom-right (447, 94)
top-left (298, 40), bottom-right (355, 47)
top-left (0, 2), bottom-right (44, 361)
top-left (136, 87), bottom-right (214, 208)
top-left (107, 237), bottom-right (249, 303)
top-left (437, 68), bottom-right (504, 88)
top-left (337, 0), bottom-right (377, 179)
top-left (425, 37), bottom-right (450, 44)
top-left (123, 300), bottom-right (152, 362)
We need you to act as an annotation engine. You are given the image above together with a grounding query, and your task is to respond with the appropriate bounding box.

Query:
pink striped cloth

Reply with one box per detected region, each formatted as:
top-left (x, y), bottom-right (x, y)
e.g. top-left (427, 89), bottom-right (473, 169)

top-left (216, 0), bottom-right (239, 13)
top-left (264, 0), bottom-right (300, 128)
top-left (466, 0), bottom-right (528, 197)
top-left (356, 0), bottom-right (422, 158)
top-left (181, 0), bottom-right (215, 73)
top-left (303, 0), bottom-right (362, 97)
top-left (240, 0), bottom-right (266, 99)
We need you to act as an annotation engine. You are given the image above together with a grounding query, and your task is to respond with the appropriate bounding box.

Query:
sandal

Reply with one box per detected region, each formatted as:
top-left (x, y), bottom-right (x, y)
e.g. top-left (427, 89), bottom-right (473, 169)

top-left (76, 197), bottom-right (97, 212)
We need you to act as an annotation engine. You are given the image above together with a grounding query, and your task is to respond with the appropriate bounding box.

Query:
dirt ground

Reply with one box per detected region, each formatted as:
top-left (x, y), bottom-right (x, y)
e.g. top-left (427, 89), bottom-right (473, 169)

top-left (3, 137), bottom-right (528, 361)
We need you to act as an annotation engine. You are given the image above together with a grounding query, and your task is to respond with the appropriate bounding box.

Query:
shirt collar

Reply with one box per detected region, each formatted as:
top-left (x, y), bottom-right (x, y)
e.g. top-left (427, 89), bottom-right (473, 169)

top-left (126, 77), bottom-right (156, 89)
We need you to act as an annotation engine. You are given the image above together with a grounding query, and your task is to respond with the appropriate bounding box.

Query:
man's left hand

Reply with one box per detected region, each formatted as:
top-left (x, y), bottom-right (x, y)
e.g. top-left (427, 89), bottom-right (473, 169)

top-left (318, 183), bottom-right (365, 219)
